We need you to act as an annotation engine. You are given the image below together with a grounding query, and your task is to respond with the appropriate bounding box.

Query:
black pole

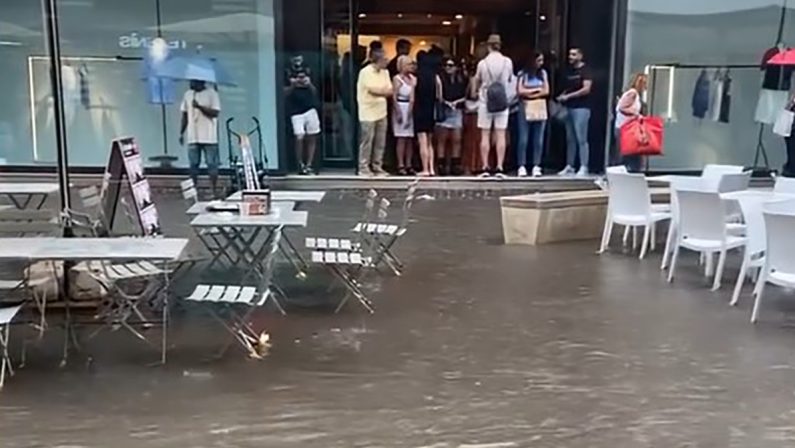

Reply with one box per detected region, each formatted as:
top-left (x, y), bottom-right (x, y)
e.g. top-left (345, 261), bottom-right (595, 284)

top-left (777, 0), bottom-right (788, 43)
top-left (155, 0), bottom-right (169, 156)
top-left (42, 0), bottom-right (72, 231)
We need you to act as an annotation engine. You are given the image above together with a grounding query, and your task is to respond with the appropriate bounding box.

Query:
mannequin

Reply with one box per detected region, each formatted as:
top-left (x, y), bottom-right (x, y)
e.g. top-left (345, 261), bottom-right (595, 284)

top-left (756, 43), bottom-right (793, 125)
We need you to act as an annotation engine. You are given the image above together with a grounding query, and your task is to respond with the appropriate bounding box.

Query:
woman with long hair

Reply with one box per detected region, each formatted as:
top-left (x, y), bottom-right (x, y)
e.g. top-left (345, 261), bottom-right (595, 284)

top-left (436, 57), bottom-right (468, 175)
top-left (413, 51), bottom-right (442, 176)
top-left (515, 51), bottom-right (550, 177)
top-left (392, 55), bottom-right (416, 175)
top-left (615, 72), bottom-right (648, 172)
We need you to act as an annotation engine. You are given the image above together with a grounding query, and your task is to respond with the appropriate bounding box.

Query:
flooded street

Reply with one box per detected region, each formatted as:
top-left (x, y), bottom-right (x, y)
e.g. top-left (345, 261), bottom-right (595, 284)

top-left (3, 195), bottom-right (795, 447)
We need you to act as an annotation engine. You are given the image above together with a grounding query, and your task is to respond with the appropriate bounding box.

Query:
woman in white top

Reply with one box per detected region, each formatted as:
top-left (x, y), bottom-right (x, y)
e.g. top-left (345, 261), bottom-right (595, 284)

top-left (392, 55), bottom-right (416, 175)
top-left (614, 73), bottom-right (647, 172)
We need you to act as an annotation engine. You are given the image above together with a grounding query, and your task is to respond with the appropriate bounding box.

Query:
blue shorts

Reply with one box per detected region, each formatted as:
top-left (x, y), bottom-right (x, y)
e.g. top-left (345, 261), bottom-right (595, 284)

top-left (187, 143), bottom-right (220, 178)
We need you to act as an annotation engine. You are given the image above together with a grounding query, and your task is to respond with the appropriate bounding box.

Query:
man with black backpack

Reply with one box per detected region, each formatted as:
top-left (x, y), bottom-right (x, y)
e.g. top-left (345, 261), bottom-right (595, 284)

top-left (472, 34), bottom-right (514, 178)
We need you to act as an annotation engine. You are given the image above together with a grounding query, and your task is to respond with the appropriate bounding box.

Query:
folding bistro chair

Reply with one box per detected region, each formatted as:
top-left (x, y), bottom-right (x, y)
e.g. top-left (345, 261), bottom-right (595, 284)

top-left (0, 303), bottom-right (22, 389)
top-left (311, 199), bottom-right (394, 314)
top-left (368, 181), bottom-right (422, 275)
top-left (79, 259), bottom-right (171, 341)
top-left (184, 227), bottom-right (284, 358)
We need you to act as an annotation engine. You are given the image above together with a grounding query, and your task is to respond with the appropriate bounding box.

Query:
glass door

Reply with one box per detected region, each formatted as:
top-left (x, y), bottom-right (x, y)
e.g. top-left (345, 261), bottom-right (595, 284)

top-left (318, 0), bottom-right (357, 171)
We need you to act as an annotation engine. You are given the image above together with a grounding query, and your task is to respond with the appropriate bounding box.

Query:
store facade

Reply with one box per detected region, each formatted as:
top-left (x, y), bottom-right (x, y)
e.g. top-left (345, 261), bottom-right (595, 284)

top-left (1, 0), bottom-right (791, 174)
top-left (623, 0), bottom-right (795, 172)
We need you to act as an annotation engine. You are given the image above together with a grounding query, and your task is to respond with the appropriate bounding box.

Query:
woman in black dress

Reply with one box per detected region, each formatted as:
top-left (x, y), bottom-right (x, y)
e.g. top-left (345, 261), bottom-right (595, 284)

top-left (414, 50), bottom-right (441, 176)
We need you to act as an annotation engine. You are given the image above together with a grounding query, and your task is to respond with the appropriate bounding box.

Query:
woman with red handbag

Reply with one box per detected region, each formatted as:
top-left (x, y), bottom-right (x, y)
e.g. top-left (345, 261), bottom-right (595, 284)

top-left (614, 73), bottom-right (647, 172)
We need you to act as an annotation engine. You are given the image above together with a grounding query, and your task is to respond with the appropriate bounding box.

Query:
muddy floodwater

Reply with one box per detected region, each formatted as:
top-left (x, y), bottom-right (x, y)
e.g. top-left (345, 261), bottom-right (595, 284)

top-left (3, 195), bottom-right (795, 447)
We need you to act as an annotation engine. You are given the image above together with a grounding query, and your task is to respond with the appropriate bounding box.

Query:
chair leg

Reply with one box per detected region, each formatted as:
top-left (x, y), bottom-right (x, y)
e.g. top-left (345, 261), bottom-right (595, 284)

top-left (599, 217), bottom-right (614, 254)
top-left (661, 220), bottom-right (675, 270)
top-left (730, 255), bottom-right (750, 306)
top-left (712, 250), bottom-right (728, 291)
top-left (667, 244), bottom-right (681, 283)
top-left (623, 226), bottom-right (630, 247)
top-left (639, 225), bottom-right (651, 260)
top-left (751, 281), bottom-right (766, 324)
top-left (705, 253), bottom-right (715, 278)
top-left (632, 227), bottom-right (639, 250)
top-left (650, 223), bottom-right (657, 252)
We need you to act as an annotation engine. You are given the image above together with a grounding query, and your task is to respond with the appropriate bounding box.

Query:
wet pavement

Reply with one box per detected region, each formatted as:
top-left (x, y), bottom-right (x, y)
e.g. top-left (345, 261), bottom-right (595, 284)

top-left (4, 193), bottom-right (795, 447)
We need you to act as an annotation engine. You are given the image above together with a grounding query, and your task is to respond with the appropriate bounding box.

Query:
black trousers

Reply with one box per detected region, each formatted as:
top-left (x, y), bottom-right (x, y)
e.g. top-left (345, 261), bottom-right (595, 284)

top-left (785, 135), bottom-right (795, 176)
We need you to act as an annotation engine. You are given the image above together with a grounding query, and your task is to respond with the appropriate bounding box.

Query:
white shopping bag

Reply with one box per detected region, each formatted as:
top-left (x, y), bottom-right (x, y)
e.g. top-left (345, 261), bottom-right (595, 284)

top-left (773, 109), bottom-right (794, 137)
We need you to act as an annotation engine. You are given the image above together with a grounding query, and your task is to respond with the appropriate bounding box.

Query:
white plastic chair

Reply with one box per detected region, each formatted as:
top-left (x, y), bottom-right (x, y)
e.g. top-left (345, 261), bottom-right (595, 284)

top-left (667, 189), bottom-right (746, 290)
top-left (599, 172), bottom-right (671, 259)
top-left (0, 304), bottom-right (22, 389)
top-left (773, 176), bottom-right (795, 194)
top-left (718, 171), bottom-right (752, 223)
top-left (751, 200), bottom-right (795, 323)
top-left (702, 164), bottom-right (745, 190)
top-left (729, 196), bottom-right (767, 307)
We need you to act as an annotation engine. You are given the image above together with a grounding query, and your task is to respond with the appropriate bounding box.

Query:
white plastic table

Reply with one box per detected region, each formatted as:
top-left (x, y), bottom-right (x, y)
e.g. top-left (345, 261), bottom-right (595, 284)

top-left (0, 183), bottom-right (59, 209)
top-left (226, 190), bottom-right (326, 203)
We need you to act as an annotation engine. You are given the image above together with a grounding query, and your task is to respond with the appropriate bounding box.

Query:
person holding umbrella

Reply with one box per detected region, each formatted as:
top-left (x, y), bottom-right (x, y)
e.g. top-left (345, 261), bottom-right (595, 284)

top-left (179, 79), bottom-right (221, 198)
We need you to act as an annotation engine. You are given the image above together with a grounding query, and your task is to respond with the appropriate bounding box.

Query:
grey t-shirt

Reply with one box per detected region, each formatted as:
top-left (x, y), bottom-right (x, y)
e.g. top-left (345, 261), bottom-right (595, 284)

top-left (476, 52), bottom-right (514, 106)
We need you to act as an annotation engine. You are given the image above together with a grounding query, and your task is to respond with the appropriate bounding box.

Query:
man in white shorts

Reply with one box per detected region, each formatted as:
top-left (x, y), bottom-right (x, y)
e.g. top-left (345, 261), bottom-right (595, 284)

top-left (286, 65), bottom-right (321, 174)
top-left (473, 34), bottom-right (513, 178)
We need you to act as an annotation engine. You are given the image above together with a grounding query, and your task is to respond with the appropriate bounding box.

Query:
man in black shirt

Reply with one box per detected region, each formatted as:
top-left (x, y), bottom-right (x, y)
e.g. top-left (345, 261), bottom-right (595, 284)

top-left (557, 47), bottom-right (593, 176)
top-left (387, 39), bottom-right (411, 79)
top-left (285, 62), bottom-right (320, 174)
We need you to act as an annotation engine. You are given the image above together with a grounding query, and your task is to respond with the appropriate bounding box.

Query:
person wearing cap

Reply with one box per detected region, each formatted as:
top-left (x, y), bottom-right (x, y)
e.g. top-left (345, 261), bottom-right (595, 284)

top-left (356, 47), bottom-right (393, 176)
top-left (472, 34), bottom-right (514, 178)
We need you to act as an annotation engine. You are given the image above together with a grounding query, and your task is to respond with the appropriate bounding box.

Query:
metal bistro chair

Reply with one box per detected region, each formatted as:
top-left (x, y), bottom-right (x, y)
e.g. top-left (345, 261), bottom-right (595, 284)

top-left (184, 226), bottom-right (284, 359)
top-left (307, 189), bottom-right (379, 256)
top-left (354, 180), bottom-right (422, 276)
top-left (320, 198), bottom-right (393, 314)
top-left (368, 180), bottom-right (422, 276)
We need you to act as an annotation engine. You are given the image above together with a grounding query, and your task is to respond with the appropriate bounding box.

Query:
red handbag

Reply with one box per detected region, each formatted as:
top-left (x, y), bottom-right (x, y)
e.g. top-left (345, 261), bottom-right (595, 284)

top-left (620, 116), bottom-right (664, 156)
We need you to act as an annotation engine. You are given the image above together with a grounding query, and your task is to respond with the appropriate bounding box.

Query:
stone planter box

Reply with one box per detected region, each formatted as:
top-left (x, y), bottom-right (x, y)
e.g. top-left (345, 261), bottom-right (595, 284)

top-left (500, 189), bottom-right (669, 245)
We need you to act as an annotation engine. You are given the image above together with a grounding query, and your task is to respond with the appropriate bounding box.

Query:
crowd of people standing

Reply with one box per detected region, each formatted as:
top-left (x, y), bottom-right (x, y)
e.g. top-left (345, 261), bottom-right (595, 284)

top-left (285, 34), bottom-right (607, 177)
top-left (353, 34), bottom-right (599, 178)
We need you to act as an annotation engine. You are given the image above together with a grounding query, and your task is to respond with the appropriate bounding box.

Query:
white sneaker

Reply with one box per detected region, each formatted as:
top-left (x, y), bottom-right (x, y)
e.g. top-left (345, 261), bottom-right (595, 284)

top-left (576, 167), bottom-right (589, 177)
top-left (558, 165), bottom-right (575, 176)
top-left (517, 166), bottom-right (528, 177)
top-left (531, 166), bottom-right (543, 177)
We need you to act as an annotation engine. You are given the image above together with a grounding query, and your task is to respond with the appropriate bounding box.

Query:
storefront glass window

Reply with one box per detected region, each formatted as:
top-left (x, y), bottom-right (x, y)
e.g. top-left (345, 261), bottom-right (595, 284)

top-left (0, 1), bottom-right (53, 166)
top-left (625, 0), bottom-right (794, 171)
top-left (1, 0), bottom-right (279, 170)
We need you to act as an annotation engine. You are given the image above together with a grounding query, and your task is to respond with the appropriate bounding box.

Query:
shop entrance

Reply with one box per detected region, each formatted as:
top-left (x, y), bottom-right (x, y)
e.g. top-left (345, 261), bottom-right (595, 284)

top-left (283, 0), bottom-right (614, 175)
top-left (313, 0), bottom-right (569, 174)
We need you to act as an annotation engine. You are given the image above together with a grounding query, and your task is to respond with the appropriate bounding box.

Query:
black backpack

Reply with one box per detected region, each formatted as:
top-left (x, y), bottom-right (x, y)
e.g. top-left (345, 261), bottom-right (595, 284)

top-left (485, 59), bottom-right (509, 113)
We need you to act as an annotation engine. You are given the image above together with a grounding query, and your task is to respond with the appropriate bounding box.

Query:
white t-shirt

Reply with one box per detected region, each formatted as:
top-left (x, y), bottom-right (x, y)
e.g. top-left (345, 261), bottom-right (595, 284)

top-left (181, 88), bottom-right (221, 144)
top-left (476, 51), bottom-right (514, 105)
top-left (615, 88), bottom-right (641, 129)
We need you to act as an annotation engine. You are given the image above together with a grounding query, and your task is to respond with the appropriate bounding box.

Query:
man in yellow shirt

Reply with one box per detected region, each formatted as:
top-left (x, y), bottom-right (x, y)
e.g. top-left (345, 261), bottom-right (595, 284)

top-left (356, 47), bottom-right (392, 176)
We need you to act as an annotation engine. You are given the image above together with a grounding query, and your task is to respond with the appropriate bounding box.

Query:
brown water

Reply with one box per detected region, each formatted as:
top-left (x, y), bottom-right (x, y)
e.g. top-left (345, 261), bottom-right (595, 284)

top-left (3, 196), bottom-right (795, 447)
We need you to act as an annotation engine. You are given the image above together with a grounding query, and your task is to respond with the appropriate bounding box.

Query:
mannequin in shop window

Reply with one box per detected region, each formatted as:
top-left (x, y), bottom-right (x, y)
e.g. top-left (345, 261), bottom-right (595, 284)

top-left (783, 94), bottom-right (795, 177)
top-left (757, 43), bottom-right (794, 126)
